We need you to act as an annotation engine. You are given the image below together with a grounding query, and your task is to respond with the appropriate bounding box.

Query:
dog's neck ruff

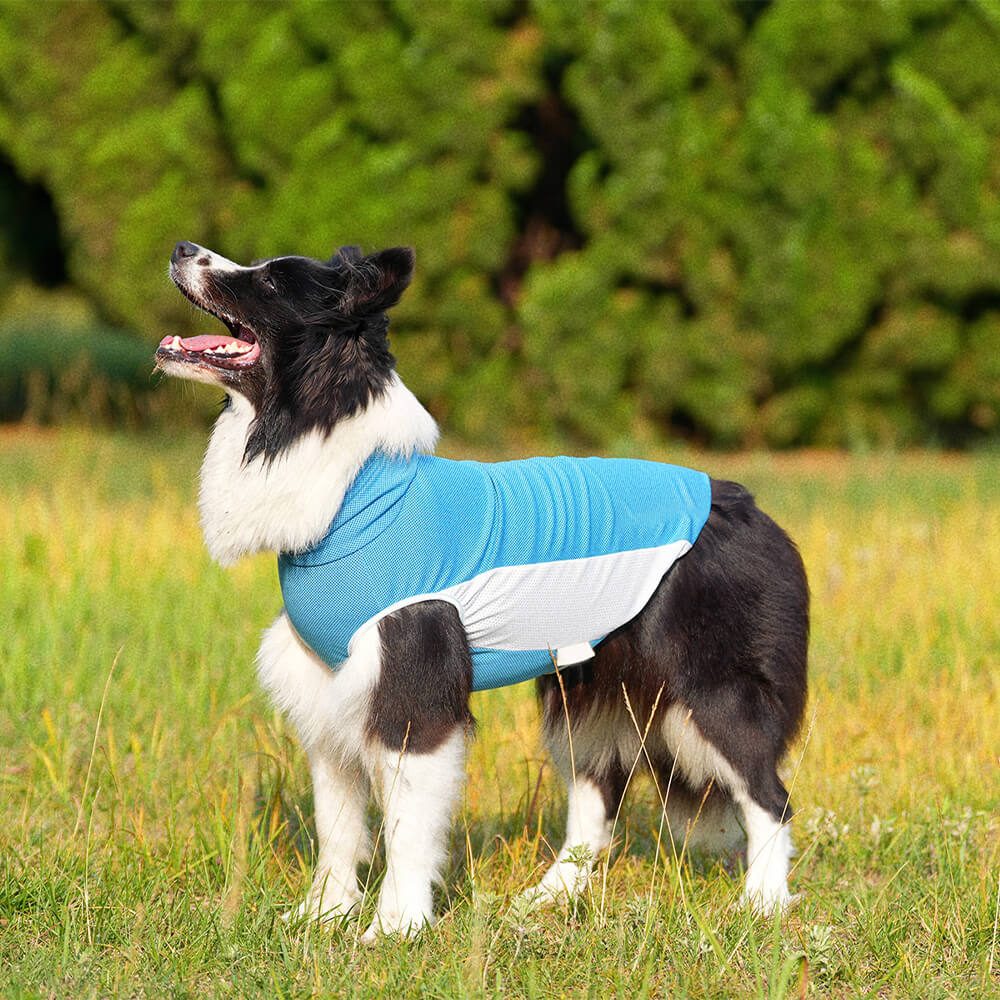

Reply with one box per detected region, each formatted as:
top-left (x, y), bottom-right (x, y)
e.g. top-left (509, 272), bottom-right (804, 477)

top-left (277, 452), bottom-right (712, 691)
top-left (198, 375), bottom-right (439, 566)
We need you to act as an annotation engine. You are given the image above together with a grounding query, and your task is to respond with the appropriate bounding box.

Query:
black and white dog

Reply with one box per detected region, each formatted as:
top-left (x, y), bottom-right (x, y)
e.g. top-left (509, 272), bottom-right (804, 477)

top-left (156, 241), bottom-right (808, 939)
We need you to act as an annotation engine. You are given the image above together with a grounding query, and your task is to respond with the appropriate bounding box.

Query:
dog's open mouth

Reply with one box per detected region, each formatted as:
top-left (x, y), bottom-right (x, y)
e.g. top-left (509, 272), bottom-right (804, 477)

top-left (157, 330), bottom-right (260, 367)
top-left (158, 279), bottom-right (261, 369)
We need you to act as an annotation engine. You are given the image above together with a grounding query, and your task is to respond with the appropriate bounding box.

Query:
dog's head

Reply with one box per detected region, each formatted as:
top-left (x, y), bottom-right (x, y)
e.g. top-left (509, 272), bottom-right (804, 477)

top-left (157, 241), bottom-right (415, 461)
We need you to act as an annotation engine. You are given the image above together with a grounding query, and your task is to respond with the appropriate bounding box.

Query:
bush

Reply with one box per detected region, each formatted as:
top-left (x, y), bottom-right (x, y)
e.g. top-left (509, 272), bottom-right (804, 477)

top-left (0, 319), bottom-right (188, 426)
top-left (0, 0), bottom-right (997, 448)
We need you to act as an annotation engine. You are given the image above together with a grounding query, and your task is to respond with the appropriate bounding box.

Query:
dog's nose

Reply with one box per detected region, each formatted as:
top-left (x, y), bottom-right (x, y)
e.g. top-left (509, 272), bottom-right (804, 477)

top-left (171, 240), bottom-right (200, 264)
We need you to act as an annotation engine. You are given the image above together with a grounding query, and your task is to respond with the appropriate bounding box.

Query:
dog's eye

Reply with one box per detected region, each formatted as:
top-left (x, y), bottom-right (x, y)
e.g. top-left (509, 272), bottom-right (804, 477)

top-left (258, 270), bottom-right (276, 293)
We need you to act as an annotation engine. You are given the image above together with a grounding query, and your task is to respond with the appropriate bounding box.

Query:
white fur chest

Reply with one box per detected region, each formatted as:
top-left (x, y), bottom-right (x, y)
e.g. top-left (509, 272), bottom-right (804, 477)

top-left (197, 378), bottom-right (439, 566)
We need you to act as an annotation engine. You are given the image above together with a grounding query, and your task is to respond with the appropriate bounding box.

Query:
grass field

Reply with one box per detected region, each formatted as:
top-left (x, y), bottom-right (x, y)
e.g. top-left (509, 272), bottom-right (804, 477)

top-left (1, 427), bottom-right (997, 999)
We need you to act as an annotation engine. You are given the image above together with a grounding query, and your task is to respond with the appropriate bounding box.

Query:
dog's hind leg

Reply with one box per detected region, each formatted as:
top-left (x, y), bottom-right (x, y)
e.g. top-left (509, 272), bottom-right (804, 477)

top-left (525, 763), bottom-right (628, 903)
top-left (644, 480), bottom-right (808, 915)
top-left (525, 691), bottom-right (631, 902)
top-left (661, 703), bottom-right (795, 916)
top-left (733, 787), bottom-right (795, 916)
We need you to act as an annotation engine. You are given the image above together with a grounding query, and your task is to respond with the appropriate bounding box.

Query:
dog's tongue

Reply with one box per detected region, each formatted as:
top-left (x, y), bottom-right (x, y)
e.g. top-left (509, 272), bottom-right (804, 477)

top-left (179, 334), bottom-right (242, 351)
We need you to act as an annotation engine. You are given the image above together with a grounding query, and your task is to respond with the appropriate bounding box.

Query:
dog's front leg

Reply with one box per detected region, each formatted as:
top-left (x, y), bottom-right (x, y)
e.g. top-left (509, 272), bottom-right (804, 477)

top-left (362, 726), bottom-right (467, 941)
top-left (257, 614), bottom-right (382, 927)
top-left (358, 602), bottom-right (473, 940)
top-left (287, 748), bottom-right (370, 924)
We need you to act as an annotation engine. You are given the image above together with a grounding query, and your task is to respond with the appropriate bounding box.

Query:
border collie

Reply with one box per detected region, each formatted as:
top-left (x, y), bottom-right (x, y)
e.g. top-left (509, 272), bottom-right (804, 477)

top-left (156, 241), bottom-right (808, 939)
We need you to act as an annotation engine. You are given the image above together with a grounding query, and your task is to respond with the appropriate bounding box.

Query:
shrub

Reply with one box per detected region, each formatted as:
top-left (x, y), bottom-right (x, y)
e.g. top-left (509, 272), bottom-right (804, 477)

top-left (0, 0), bottom-right (997, 447)
top-left (0, 319), bottom-right (180, 426)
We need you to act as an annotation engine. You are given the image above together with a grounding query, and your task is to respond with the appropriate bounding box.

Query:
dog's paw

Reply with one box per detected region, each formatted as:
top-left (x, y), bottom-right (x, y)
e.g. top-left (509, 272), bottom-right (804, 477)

top-left (282, 889), bottom-right (363, 927)
top-left (517, 882), bottom-right (562, 908)
top-left (360, 910), bottom-right (433, 944)
top-left (519, 858), bottom-right (591, 906)
top-left (740, 886), bottom-right (801, 919)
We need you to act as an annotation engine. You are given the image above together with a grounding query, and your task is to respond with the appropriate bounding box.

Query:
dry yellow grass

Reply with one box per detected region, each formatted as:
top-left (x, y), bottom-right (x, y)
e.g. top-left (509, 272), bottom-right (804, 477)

top-left (1, 428), bottom-right (997, 997)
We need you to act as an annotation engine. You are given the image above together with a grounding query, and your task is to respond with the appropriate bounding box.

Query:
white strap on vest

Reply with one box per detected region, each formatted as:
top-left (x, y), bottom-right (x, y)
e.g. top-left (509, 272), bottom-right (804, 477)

top-left (555, 642), bottom-right (596, 667)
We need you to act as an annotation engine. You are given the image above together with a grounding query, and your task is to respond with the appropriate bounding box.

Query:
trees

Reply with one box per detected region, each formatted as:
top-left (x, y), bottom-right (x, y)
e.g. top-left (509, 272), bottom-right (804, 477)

top-left (0, 0), bottom-right (997, 447)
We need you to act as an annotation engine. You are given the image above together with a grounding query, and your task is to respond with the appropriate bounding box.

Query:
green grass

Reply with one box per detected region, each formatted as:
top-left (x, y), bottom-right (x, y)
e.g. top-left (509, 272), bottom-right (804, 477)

top-left (2, 427), bottom-right (998, 999)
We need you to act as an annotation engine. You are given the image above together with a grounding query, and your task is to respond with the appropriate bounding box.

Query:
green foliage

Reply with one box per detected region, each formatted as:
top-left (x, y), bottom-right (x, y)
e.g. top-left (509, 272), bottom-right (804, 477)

top-left (0, 285), bottom-right (210, 425)
top-left (0, 0), bottom-right (999, 447)
top-left (0, 320), bottom-right (149, 422)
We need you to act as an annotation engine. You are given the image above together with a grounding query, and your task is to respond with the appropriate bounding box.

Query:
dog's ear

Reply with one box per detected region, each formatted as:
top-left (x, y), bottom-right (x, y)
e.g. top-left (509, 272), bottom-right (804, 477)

top-left (337, 246), bottom-right (415, 316)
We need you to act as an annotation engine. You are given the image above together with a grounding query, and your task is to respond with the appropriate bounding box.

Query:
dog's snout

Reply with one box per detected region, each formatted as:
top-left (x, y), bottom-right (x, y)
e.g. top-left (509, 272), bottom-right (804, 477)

top-left (172, 240), bottom-right (201, 264)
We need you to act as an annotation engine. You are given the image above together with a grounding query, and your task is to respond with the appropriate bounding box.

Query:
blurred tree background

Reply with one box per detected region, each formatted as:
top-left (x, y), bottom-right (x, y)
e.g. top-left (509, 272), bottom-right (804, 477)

top-left (1, 0), bottom-right (998, 449)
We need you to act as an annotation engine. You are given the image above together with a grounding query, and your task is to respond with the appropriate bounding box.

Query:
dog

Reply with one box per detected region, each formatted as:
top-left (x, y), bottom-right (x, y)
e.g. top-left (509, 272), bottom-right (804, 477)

top-left (156, 240), bottom-right (809, 939)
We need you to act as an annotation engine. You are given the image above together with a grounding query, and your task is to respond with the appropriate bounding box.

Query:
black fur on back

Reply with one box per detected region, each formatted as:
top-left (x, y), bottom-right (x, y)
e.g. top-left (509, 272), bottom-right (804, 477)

top-left (537, 477), bottom-right (809, 821)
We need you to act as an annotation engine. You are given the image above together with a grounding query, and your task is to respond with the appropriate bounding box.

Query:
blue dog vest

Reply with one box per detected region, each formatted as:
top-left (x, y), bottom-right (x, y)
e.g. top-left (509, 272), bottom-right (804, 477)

top-left (278, 453), bottom-right (711, 691)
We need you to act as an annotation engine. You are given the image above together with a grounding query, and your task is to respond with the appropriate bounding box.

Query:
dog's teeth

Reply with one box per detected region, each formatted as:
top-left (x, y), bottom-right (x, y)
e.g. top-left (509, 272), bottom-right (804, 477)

top-left (171, 336), bottom-right (182, 349)
top-left (185, 338), bottom-right (252, 358)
